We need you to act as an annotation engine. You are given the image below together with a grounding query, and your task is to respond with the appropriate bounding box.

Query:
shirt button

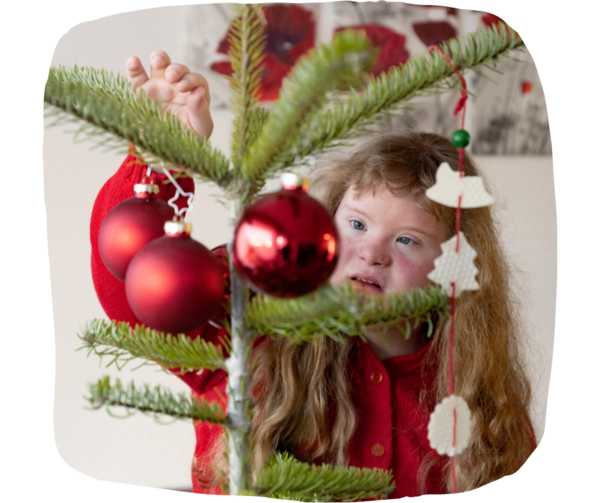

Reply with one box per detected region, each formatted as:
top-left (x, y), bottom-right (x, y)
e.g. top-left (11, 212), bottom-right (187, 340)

top-left (371, 443), bottom-right (385, 457)
top-left (370, 371), bottom-right (383, 384)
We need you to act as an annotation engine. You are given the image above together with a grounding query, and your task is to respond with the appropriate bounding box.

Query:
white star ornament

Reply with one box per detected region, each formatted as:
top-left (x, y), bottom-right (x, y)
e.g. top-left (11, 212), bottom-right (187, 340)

top-left (426, 162), bottom-right (494, 208)
top-left (427, 232), bottom-right (479, 297)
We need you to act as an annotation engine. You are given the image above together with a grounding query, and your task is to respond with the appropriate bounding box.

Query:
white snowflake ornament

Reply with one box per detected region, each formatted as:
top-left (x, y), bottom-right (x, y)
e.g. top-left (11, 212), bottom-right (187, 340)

top-left (427, 232), bottom-right (479, 297)
top-left (427, 395), bottom-right (472, 457)
top-left (426, 162), bottom-right (494, 208)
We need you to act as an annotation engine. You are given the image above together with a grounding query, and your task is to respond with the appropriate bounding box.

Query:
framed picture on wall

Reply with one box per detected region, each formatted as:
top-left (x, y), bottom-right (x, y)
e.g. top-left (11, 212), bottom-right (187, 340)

top-left (186, 2), bottom-right (550, 155)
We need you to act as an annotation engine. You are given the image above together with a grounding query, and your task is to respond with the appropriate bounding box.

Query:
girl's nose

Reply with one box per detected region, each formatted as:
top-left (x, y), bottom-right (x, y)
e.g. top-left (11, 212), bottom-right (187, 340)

top-left (359, 242), bottom-right (391, 267)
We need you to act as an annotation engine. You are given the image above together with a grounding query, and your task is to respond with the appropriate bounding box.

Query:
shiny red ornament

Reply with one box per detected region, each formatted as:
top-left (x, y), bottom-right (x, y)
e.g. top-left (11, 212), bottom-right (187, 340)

top-left (125, 221), bottom-right (225, 334)
top-left (98, 184), bottom-right (174, 281)
top-left (232, 175), bottom-right (339, 298)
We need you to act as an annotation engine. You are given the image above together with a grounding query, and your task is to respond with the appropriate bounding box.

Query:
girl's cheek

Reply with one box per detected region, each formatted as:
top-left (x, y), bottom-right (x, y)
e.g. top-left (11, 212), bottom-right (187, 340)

top-left (337, 234), bottom-right (358, 264)
top-left (391, 255), bottom-right (436, 292)
top-left (415, 256), bottom-right (438, 288)
top-left (330, 235), bottom-right (355, 284)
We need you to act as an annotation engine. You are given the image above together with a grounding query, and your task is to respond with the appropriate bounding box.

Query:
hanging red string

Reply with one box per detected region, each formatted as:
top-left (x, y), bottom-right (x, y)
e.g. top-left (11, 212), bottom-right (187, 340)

top-left (428, 44), bottom-right (469, 495)
top-left (427, 45), bottom-right (468, 128)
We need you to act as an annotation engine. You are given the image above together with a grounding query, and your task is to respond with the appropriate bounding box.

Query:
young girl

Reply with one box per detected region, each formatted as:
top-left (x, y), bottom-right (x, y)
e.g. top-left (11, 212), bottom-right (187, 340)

top-left (90, 51), bottom-right (536, 498)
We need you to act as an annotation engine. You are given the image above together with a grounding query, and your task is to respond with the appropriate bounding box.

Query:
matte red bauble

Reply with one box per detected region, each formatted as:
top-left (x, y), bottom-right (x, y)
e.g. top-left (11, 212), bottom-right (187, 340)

top-left (232, 175), bottom-right (339, 298)
top-left (125, 221), bottom-right (225, 334)
top-left (98, 184), bottom-right (174, 281)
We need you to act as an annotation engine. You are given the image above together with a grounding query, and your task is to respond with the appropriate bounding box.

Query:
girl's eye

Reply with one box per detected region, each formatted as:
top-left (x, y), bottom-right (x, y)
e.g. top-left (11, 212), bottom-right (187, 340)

top-left (351, 220), bottom-right (365, 231)
top-left (397, 236), bottom-right (414, 245)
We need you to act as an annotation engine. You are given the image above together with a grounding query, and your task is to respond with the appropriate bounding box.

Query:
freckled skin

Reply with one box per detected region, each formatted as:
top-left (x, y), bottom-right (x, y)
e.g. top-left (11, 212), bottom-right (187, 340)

top-left (330, 184), bottom-right (449, 359)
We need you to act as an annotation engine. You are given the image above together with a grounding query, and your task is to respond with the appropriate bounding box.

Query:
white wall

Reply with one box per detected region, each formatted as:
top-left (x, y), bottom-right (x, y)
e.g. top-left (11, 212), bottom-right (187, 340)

top-left (45, 5), bottom-right (555, 491)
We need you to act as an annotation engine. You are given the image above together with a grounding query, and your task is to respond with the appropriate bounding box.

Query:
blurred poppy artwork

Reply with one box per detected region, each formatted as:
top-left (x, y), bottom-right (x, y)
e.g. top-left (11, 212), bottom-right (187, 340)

top-left (480, 11), bottom-right (519, 39)
top-left (335, 24), bottom-right (410, 77)
top-left (211, 4), bottom-right (316, 101)
top-left (421, 4), bottom-right (459, 16)
top-left (481, 12), bottom-right (506, 28)
top-left (186, 2), bottom-right (549, 154)
top-left (412, 21), bottom-right (457, 47)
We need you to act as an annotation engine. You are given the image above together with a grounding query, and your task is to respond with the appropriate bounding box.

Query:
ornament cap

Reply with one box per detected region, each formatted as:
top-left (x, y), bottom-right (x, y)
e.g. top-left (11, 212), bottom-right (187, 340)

top-left (281, 173), bottom-right (309, 192)
top-left (164, 220), bottom-right (192, 237)
top-left (134, 183), bottom-right (159, 197)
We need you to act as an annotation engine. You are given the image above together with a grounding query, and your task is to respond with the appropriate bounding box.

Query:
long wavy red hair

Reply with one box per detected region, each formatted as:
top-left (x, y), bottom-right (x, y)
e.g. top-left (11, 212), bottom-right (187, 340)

top-left (249, 131), bottom-right (536, 494)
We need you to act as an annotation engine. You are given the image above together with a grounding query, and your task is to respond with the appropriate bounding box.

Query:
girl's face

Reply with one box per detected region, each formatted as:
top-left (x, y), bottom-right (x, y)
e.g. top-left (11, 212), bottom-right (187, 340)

top-left (330, 184), bottom-right (449, 295)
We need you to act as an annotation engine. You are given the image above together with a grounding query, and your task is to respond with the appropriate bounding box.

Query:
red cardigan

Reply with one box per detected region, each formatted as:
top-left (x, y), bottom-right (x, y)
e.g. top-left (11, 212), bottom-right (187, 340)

top-left (90, 155), bottom-right (535, 498)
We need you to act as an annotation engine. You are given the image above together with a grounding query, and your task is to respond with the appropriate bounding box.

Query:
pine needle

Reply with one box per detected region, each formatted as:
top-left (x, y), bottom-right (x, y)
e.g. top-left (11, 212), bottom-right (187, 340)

top-left (252, 452), bottom-right (394, 501)
top-left (228, 4), bottom-right (267, 169)
top-left (257, 23), bottom-right (524, 176)
top-left (86, 375), bottom-right (226, 425)
top-left (240, 29), bottom-right (376, 197)
top-left (78, 319), bottom-right (228, 372)
top-left (246, 283), bottom-right (449, 343)
top-left (44, 65), bottom-right (231, 186)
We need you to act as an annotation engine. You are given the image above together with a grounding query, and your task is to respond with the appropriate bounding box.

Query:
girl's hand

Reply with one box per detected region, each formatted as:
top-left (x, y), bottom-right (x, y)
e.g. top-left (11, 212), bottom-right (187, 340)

top-left (125, 50), bottom-right (214, 139)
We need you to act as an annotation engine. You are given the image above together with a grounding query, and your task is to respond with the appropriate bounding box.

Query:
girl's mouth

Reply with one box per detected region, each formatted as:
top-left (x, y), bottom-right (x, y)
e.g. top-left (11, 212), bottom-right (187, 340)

top-left (350, 277), bottom-right (384, 293)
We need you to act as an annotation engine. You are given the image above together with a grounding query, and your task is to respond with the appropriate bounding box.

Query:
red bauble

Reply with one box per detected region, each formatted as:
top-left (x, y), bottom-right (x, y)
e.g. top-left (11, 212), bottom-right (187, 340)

top-left (98, 184), bottom-right (174, 281)
top-left (125, 222), bottom-right (225, 334)
top-left (232, 175), bottom-right (339, 298)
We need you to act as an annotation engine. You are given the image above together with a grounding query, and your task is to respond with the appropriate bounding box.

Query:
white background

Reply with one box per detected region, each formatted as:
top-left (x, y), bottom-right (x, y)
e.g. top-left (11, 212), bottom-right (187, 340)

top-left (41, 5), bottom-right (558, 489)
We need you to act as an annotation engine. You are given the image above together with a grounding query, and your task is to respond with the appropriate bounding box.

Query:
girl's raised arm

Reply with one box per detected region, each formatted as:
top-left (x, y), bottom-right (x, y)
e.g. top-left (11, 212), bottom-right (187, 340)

top-left (125, 50), bottom-right (214, 139)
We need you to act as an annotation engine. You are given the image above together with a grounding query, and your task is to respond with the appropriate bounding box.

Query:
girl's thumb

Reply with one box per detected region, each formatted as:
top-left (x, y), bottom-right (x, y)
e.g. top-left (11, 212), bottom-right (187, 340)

top-left (188, 86), bottom-right (213, 139)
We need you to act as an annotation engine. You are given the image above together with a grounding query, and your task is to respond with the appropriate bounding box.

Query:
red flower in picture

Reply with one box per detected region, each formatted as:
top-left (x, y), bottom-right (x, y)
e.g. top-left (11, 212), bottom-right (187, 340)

top-left (412, 21), bottom-right (457, 47)
top-left (212, 4), bottom-right (315, 102)
top-left (521, 80), bottom-right (533, 94)
top-left (481, 12), bottom-right (506, 28)
top-left (480, 12), bottom-right (518, 39)
top-left (335, 24), bottom-right (410, 77)
top-left (420, 5), bottom-right (458, 16)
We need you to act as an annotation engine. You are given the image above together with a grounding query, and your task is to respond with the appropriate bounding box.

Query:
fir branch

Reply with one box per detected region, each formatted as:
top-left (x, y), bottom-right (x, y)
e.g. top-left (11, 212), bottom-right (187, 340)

top-left (246, 283), bottom-right (449, 343)
top-left (78, 319), bottom-right (228, 372)
top-left (244, 106), bottom-right (271, 154)
top-left (240, 29), bottom-right (375, 195)
top-left (266, 23), bottom-right (525, 169)
top-left (228, 3), bottom-right (266, 168)
top-left (86, 376), bottom-right (226, 425)
top-left (252, 452), bottom-right (394, 501)
top-left (44, 65), bottom-right (231, 186)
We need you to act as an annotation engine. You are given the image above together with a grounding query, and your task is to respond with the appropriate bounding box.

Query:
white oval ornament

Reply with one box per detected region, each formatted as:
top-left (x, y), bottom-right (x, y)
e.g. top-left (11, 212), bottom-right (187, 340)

top-left (427, 395), bottom-right (472, 457)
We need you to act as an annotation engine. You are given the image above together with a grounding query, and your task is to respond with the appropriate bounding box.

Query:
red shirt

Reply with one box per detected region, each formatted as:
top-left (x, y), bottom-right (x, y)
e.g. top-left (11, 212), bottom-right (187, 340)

top-left (90, 156), bottom-right (533, 498)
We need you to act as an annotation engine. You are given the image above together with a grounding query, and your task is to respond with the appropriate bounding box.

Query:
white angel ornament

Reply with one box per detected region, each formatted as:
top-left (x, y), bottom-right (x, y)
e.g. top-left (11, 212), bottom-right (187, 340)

top-left (426, 162), bottom-right (494, 209)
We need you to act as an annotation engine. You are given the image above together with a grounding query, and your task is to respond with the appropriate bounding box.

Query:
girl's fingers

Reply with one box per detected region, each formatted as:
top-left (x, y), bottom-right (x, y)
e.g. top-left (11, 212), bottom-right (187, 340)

top-left (125, 55), bottom-right (149, 89)
top-left (165, 63), bottom-right (191, 84)
top-left (129, 50), bottom-right (213, 137)
top-left (187, 86), bottom-right (213, 139)
top-left (149, 50), bottom-right (172, 79)
top-left (175, 72), bottom-right (211, 99)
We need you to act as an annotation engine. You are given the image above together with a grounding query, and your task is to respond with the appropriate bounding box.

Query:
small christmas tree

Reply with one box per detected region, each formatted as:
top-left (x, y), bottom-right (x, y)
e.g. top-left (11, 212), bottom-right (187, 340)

top-left (44, 4), bottom-right (524, 499)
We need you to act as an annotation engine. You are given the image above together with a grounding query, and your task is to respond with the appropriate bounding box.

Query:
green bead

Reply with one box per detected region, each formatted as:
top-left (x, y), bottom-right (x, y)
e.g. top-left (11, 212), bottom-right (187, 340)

top-left (451, 129), bottom-right (470, 148)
